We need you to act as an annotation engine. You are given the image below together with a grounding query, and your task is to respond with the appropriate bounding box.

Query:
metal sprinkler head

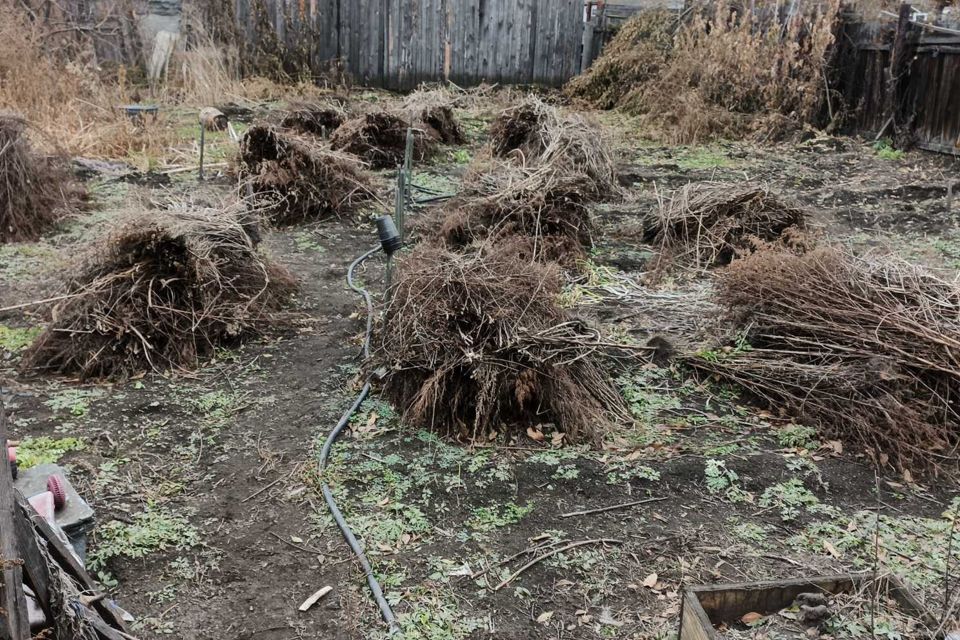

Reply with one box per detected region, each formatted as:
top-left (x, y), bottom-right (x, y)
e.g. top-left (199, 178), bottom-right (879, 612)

top-left (376, 215), bottom-right (402, 256)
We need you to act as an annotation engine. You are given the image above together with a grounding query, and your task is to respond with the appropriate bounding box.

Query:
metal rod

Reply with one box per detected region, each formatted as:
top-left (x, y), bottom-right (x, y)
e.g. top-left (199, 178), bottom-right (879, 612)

top-left (385, 254), bottom-right (394, 304)
top-left (198, 123), bottom-right (206, 181)
top-left (394, 169), bottom-right (405, 244)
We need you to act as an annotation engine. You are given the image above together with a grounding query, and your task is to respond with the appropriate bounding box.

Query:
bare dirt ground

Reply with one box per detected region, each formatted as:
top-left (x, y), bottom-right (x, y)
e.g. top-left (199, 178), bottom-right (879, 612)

top-left (1, 98), bottom-right (958, 640)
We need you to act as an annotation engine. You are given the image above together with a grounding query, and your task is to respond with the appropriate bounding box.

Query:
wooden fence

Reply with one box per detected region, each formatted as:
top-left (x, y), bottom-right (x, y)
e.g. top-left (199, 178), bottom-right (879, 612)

top-left (835, 10), bottom-right (960, 155)
top-left (232, 0), bottom-right (585, 90)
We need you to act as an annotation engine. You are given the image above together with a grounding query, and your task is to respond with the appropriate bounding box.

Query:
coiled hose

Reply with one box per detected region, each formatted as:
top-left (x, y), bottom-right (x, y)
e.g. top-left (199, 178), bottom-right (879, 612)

top-left (317, 245), bottom-right (400, 635)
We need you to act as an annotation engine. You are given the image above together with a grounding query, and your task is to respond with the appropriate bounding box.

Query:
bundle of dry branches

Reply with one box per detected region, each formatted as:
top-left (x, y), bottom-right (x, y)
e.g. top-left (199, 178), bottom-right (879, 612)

top-left (330, 111), bottom-right (437, 169)
top-left (0, 113), bottom-right (83, 243)
top-left (375, 246), bottom-right (628, 444)
top-left (21, 207), bottom-right (297, 379)
top-left (419, 161), bottom-right (595, 264)
top-left (688, 246), bottom-right (960, 473)
top-left (489, 97), bottom-right (618, 197)
top-left (646, 182), bottom-right (808, 271)
top-left (280, 99), bottom-right (348, 136)
top-left (403, 88), bottom-right (466, 144)
top-left (239, 124), bottom-right (374, 224)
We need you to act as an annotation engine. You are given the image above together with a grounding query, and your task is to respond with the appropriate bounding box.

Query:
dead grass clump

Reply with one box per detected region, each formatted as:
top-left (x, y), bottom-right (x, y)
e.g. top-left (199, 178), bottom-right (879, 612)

top-left (689, 246), bottom-right (960, 474)
top-left (239, 125), bottom-right (374, 224)
top-left (425, 162), bottom-right (595, 264)
top-left (376, 246), bottom-right (627, 444)
top-left (565, 10), bottom-right (675, 109)
top-left (0, 113), bottom-right (84, 243)
top-left (330, 111), bottom-right (437, 169)
top-left (21, 207), bottom-right (297, 379)
top-left (646, 182), bottom-right (808, 271)
top-left (281, 100), bottom-right (347, 136)
top-left (489, 97), bottom-right (618, 197)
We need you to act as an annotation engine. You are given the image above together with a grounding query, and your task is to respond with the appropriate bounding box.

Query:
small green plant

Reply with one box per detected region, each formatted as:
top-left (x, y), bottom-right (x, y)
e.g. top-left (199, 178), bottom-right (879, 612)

top-left (704, 459), bottom-right (751, 502)
top-left (452, 149), bottom-right (471, 164)
top-left (777, 424), bottom-right (819, 450)
top-left (89, 504), bottom-right (199, 572)
top-left (467, 502), bottom-right (533, 532)
top-left (873, 138), bottom-right (904, 160)
top-left (731, 520), bottom-right (768, 545)
top-left (0, 325), bottom-right (40, 352)
top-left (552, 464), bottom-right (579, 480)
top-left (15, 436), bottom-right (84, 469)
top-left (759, 478), bottom-right (825, 521)
top-left (44, 389), bottom-right (101, 417)
top-left (606, 462), bottom-right (661, 485)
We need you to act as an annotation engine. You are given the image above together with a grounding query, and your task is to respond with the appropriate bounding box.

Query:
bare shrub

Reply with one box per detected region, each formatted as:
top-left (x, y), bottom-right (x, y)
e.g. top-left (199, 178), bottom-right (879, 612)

top-left (375, 246), bottom-right (627, 444)
top-left (330, 111), bottom-right (437, 169)
top-left (689, 246), bottom-right (960, 474)
top-left (239, 125), bottom-right (374, 224)
top-left (489, 97), bottom-right (619, 197)
top-left (22, 207), bottom-right (297, 379)
top-left (646, 182), bottom-right (809, 271)
top-left (0, 113), bottom-right (84, 243)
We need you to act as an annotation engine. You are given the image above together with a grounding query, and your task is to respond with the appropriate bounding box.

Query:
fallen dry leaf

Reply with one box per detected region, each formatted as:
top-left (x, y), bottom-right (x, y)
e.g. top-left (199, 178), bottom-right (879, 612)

top-left (536, 611), bottom-right (554, 624)
top-left (527, 426), bottom-right (544, 442)
top-left (642, 573), bottom-right (658, 588)
top-left (741, 612), bottom-right (763, 625)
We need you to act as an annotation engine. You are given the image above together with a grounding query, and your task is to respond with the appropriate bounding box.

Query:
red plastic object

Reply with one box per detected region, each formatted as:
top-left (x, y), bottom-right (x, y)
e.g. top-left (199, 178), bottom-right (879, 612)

top-left (46, 474), bottom-right (67, 510)
top-left (28, 491), bottom-right (56, 523)
top-left (7, 446), bottom-right (15, 463)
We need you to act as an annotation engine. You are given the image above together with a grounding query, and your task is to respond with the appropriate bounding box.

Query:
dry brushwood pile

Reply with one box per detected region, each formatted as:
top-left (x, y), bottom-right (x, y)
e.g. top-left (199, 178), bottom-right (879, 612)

top-left (565, 10), bottom-right (675, 110)
top-left (426, 162), bottom-right (595, 263)
top-left (403, 88), bottom-right (466, 144)
top-left (375, 246), bottom-right (627, 444)
top-left (489, 97), bottom-right (618, 197)
top-left (646, 182), bottom-right (808, 271)
top-left (239, 124), bottom-right (373, 224)
top-left (0, 112), bottom-right (83, 243)
top-left (688, 246), bottom-right (960, 473)
top-left (330, 111), bottom-right (436, 169)
top-left (567, 0), bottom-right (842, 143)
top-left (280, 100), bottom-right (347, 136)
top-left (22, 208), bottom-right (297, 379)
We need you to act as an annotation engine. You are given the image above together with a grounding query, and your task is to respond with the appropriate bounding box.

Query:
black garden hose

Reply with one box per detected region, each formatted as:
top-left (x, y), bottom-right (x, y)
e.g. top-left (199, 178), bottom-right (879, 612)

top-left (317, 245), bottom-right (400, 635)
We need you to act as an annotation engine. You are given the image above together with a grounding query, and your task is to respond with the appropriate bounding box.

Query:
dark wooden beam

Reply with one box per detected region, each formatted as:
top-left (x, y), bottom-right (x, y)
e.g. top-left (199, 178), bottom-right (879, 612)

top-left (0, 399), bottom-right (30, 640)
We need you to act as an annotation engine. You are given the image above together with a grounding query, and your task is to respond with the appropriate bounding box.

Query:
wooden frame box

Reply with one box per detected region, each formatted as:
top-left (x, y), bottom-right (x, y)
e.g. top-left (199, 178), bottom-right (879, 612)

top-left (679, 572), bottom-right (931, 640)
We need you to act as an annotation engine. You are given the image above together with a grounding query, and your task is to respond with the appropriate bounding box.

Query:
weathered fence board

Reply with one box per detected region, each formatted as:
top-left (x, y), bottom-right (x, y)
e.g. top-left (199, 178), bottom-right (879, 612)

top-left (230, 0), bottom-right (583, 89)
top-left (836, 13), bottom-right (960, 155)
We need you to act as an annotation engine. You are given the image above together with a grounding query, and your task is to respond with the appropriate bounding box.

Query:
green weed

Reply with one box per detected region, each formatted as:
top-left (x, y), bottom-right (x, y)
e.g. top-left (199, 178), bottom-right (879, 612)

top-left (467, 502), bottom-right (533, 532)
top-left (44, 389), bottom-right (102, 417)
top-left (89, 504), bottom-right (199, 572)
top-left (0, 325), bottom-right (40, 352)
top-left (14, 436), bottom-right (84, 469)
top-left (704, 459), bottom-right (751, 503)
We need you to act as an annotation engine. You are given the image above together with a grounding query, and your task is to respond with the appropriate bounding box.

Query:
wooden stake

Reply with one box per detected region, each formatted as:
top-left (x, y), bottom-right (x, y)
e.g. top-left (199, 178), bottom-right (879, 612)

top-left (0, 399), bottom-right (30, 640)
